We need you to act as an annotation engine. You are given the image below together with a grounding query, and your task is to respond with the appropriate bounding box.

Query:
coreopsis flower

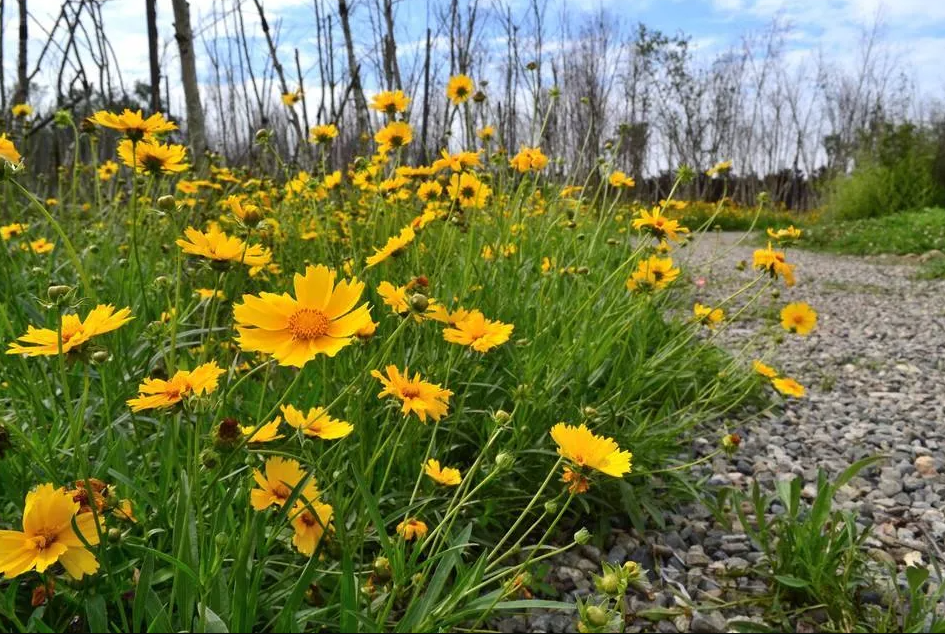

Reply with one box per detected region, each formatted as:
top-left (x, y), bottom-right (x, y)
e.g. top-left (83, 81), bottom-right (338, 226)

top-left (562, 466), bottom-right (590, 494)
top-left (366, 226), bottom-right (416, 267)
top-left (87, 109), bottom-right (177, 141)
top-left (426, 305), bottom-right (470, 326)
top-left (7, 305), bottom-right (132, 358)
top-left (97, 160), bottom-right (119, 181)
top-left (481, 245), bottom-right (495, 261)
top-left (608, 171), bottom-right (635, 188)
top-left (24, 238), bottom-right (55, 254)
top-left (126, 361), bottom-right (224, 412)
top-left (442, 310), bottom-right (513, 353)
top-left (0, 484), bottom-right (100, 579)
top-left (721, 433), bottom-right (741, 455)
top-left (377, 281), bottom-right (411, 315)
top-left (67, 479), bottom-right (110, 515)
top-left (433, 149), bottom-right (482, 172)
top-left (241, 418), bottom-right (284, 443)
top-left (773, 377), bottom-right (805, 398)
top-left (176, 224), bottom-right (272, 268)
top-left (234, 264), bottom-right (372, 367)
top-left (374, 121), bottom-right (413, 152)
top-left (424, 459), bottom-right (461, 486)
top-left (626, 256), bottom-right (680, 292)
top-left (1, 223), bottom-right (28, 240)
top-left (224, 195), bottom-right (263, 227)
top-left (448, 172), bottom-right (491, 208)
top-left (767, 225), bottom-right (802, 241)
top-left (323, 170), bottom-right (342, 189)
top-left (752, 360), bottom-right (778, 379)
top-left (706, 160), bottom-right (733, 178)
top-left (356, 320), bottom-right (379, 339)
top-left (509, 147), bottom-right (548, 173)
top-left (550, 423), bottom-right (632, 478)
top-left (250, 457), bottom-right (319, 511)
top-left (309, 124), bottom-right (339, 144)
top-left (11, 103), bottom-right (33, 118)
top-left (417, 182), bottom-right (444, 204)
top-left (780, 302), bottom-right (817, 335)
top-left (118, 139), bottom-right (189, 174)
top-left (291, 500), bottom-right (333, 555)
top-left (753, 243), bottom-right (795, 286)
top-left (0, 134), bottom-right (22, 164)
top-left (196, 288), bottom-right (226, 301)
top-left (113, 499), bottom-right (137, 523)
top-left (282, 90), bottom-right (303, 107)
top-left (477, 125), bottom-right (495, 141)
top-left (446, 74), bottom-right (474, 104)
top-left (632, 207), bottom-right (689, 242)
top-left (371, 365), bottom-right (452, 423)
top-left (371, 90), bottom-right (410, 115)
top-left (693, 303), bottom-right (724, 328)
top-left (281, 404), bottom-right (353, 440)
top-left (396, 518), bottom-right (428, 541)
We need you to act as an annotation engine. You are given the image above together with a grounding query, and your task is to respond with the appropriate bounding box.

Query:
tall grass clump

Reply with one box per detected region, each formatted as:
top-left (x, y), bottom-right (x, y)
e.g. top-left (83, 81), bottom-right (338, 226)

top-left (0, 97), bottom-right (812, 632)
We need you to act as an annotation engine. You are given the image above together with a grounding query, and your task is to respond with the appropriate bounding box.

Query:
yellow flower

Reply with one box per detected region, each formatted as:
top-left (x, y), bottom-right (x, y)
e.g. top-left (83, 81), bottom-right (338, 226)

top-left (424, 459), bottom-right (461, 486)
top-left (7, 305), bottom-right (132, 357)
top-left (371, 90), bottom-right (411, 114)
top-left (626, 256), bottom-right (680, 292)
top-left (377, 281), bottom-right (410, 315)
top-left (241, 418), bottom-right (284, 443)
top-left (24, 238), bottom-right (54, 254)
top-left (356, 320), bottom-right (379, 339)
top-left (97, 160), bottom-right (119, 181)
top-left (0, 134), bottom-right (22, 164)
top-left (11, 103), bottom-right (33, 118)
top-left (282, 90), bottom-right (303, 107)
top-left (780, 302), bottom-right (817, 335)
top-left (234, 264), bottom-right (372, 367)
top-left (118, 139), bottom-right (189, 174)
top-left (371, 365), bottom-right (452, 423)
top-left (706, 160), bottom-right (733, 178)
top-left (541, 256), bottom-right (554, 273)
top-left (196, 288), bottom-right (226, 301)
top-left (632, 207), bottom-right (689, 242)
top-left (477, 125), bottom-right (495, 141)
top-left (753, 243), bottom-right (795, 286)
top-left (366, 226), bottom-right (416, 267)
top-left (375, 121), bottom-right (413, 152)
top-left (752, 360), bottom-right (778, 379)
top-left (509, 147), bottom-right (548, 173)
top-left (0, 484), bottom-right (100, 579)
top-left (446, 74), bottom-right (474, 104)
top-left (1, 223), bottom-right (28, 240)
top-left (448, 172), bottom-right (491, 208)
top-left (433, 149), bottom-right (482, 172)
top-left (550, 423), bottom-right (632, 478)
top-left (113, 499), bottom-right (137, 523)
top-left (693, 303), bottom-right (724, 328)
top-left (250, 457), bottom-right (319, 511)
top-left (443, 310), bottom-right (513, 353)
top-left (291, 500), bottom-right (333, 555)
top-left (396, 518), bottom-right (428, 541)
top-left (176, 224), bottom-right (272, 268)
top-left (176, 180), bottom-right (199, 195)
top-left (281, 404), bottom-right (353, 440)
top-left (310, 124), bottom-right (339, 144)
top-left (87, 109), bottom-right (177, 140)
top-left (481, 245), bottom-right (495, 261)
top-left (224, 195), bottom-right (264, 227)
top-left (562, 466), bottom-right (590, 494)
top-left (767, 225), bottom-right (802, 241)
top-left (609, 171), bottom-right (635, 188)
top-left (323, 170), bottom-right (342, 189)
top-left (426, 305), bottom-right (470, 326)
top-left (773, 377), bottom-right (805, 398)
top-left (417, 181), bottom-right (443, 203)
top-left (126, 361), bottom-right (225, 412)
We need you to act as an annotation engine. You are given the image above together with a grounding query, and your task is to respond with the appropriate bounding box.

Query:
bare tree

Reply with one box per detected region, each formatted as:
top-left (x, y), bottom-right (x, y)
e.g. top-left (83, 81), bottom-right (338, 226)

top-left (146, 0), bottom-right (162, 112)
top-left (338, 0), bottom-right (370, 137)
top-left (14, 0), bottom-right (27, 105)
top-left (171, 0), bottom-right (208, 167)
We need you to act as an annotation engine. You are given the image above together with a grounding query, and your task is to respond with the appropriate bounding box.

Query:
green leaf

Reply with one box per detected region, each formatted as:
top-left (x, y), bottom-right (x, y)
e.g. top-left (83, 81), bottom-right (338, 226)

top-left (906, 565), bottom-right (930, 593)
top-left (774, 574), bottom-right (811, 589)
top-left (134, 552), bottom-right (155, 632)
top-left (833, 455), bottom-right (886, 490)
top-left (85, 594), bottom-right (109, 633)
top-left (199, 605), bottom-right (230, 633)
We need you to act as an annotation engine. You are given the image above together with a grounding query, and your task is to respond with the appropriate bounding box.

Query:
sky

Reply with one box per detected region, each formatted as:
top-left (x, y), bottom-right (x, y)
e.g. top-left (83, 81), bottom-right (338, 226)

top-left (1, 0), bottom-right (943, 111)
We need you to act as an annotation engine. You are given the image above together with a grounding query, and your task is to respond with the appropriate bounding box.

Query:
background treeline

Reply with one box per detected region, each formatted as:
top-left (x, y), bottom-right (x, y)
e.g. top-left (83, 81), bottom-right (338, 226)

top-left (2, 0), bottom-right (945, 212)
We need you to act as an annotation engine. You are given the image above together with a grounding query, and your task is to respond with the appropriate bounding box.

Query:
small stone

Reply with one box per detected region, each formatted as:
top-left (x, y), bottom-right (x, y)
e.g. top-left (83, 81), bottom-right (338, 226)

top-left (685, 545), bottom-right (712, 567)
top-left (915, 456), bottom-right (937, 477)
top-left (690, 610), bottom-right (728, 633)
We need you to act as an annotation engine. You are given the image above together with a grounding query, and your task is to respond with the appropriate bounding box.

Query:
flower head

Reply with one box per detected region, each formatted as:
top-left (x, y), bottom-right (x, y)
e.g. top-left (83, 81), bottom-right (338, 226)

top-left (397, 518), bottom-right (428, 541)
top-left (234, 264), bottom-right (372, 367)
top-left (11, 103), bottom-right (33, 118)
top-left (1, 223), bottom-right (28, 241)
top-left (7, 305), bottom-right (132, 357)
top-left (609, 171), bottom-right (635, 188)
top-left (446, 74), bottom-right (474, 104)
top-left (127, 361), bottom-right (224, 412)
top-left (752, 360), bottom-right (778, 379)
top-left (766, 225), bottom-right (802, 242)
top-left (281, 404), bottom-right (353, 440)
top-left (442, 310), bottom-right (513, 353)
top-left (693, 303), bottom-right (724, 328)
top-left (626, 256), bottom-right (680, 292)
top-left (424, 459), bottom-right (461, 486)
top-left (309, 124), bottom-right (339, 144)
top-left (0, 134), bottom-right (22, 165)
top-left (448, 172), bottom-right (491, 208)
top-left (0, 484), bottom-right (100, 579)
top-left (97, 160), bottom-right (119, 181)
top-left (25, 238), bottom-right (54, 254)
top-left (550, 423), bottom-right (632, 478)
top-left (250, 457), bottom-right (319, 511)
top-left (706, 160), bottom-right (733, 178)
top-left (780, 302), bottom-right (817, 335)
top-left (377, 281), bottom-right (411, 315)
top-left (753, 243), bottom-right (795, 286)
top-left (375, 121), bottom-right (413, 152)
top-left (177, 224), bottom-right (272, 268)
top-left (371, 365), bottom-right (452, 423)
top-left (632, 207), bottom-right (689, 243)
top-left (88, 109), bottom-right (177, 140)
top-left (773, 377), bottom-right (805, 398)
top-left (477, 125), bottom-right (495, 141)
top-left (118, 139), bottom-right (189, 174)
top-left (241, 418), bottom-right (284, 443)
top-left (282, 90), bottom-right (303, 107)
top-left (509, 147), bottom-right (548, 173)
top-left (366, 226), bottom-right (416, 267)
top-left (291, 500), bottom-right (333, 555)
top-left (371, 90), bottom-right (411, 115)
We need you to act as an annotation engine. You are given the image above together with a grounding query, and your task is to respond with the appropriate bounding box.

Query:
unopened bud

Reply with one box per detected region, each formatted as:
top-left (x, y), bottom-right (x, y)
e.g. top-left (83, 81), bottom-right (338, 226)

top-left (574, 528), bottom-right (591, 545)
top-left (47, 285), bottom-right (73, 302)
top-left (107, 528), bottom-right (122, 544)
top-left (91, 350), bottom-right (111, 364)
top-left (215, 532), bottom-right (228, 549)
top-left (493, 409), bottom-right (512, 424)
top-left (585, 606), bottom-right (610, 627)
top-left (544, 500), bottom-right (559, 515)
top-left (597, 572), bottom-right (621, 595)
top-left (157, 195), bottom-right (177, 211)
top-left (409, 293), bottom-right (429, 313)
top-left (373, 556), bottom-right (392, 583)
top-left (200, 448), bottom-right (220, 470)
top-left (255, 129), bottom-right (272, 143)
top-left (495, 452), bottom-right (514, 471)
top-left (54, 110), bottom-right (74, 128)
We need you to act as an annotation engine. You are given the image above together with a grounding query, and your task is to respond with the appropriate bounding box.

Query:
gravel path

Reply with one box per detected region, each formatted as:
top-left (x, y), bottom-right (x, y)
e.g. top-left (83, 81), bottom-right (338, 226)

top-left (500, 233), bottom-right (945, 633)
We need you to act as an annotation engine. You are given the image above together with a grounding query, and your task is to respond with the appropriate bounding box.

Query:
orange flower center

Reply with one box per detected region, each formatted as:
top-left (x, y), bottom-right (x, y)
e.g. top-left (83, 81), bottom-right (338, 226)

top-left (389, 135), bottom-right (404, 147)
top-left (300, 511), bottom-right (317, 527)
top-left (274, 483), bottom-right (292, 500)
top-left (461, 186), bottom-right (475, 199)
top-left (401, 385), bottom-right (421, 399)
top-left (30, 531), bottom-right (57, 551)
top-left (288, 308), bottom-right (331, 341)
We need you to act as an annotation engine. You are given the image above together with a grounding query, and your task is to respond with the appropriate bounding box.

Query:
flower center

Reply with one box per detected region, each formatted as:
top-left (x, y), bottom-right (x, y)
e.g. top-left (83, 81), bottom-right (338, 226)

top-left (274, 483), bottom-right (292, 500)
top-left (401, 385), bottom-right (421, 399)
top-left (288, 308), bottom-right (331, 340)
top-left (652, 270), bottom-right (664, 281)
top-left (389, 135), bottom-right (404, 147)
top-left (143, 154), bottom-right (166, 172)
top-left (461, 186), bottom-right (475, 199)
top-left (301, 511), bottom-right (317, 526)
top-left (30, 530), bottom-right (57, 551)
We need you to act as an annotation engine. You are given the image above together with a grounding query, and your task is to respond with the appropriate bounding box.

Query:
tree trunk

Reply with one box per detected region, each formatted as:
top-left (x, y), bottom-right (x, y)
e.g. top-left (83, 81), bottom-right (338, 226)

top-left (0, 0), bottom-right (6, 113)
top-left (338, 0), bottom-right (370, 138)
top-left (146, 0), bottom-right (162, 112)
top-left (171, 0), bottom-right (208, 168)
top-left (14, 0), bottom-right (28, 105)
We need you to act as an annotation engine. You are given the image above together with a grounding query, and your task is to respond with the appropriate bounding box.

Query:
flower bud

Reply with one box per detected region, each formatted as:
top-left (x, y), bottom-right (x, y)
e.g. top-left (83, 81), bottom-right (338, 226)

top-left (585, 606), bottom-right (610, 627)
top-left (495, 452), bottom-right (515, 471)
top-left (409, 293), bottom-right (429, 313)
top-left (373, 556), bottom-right (392, 583)
top-left (47, 285), bottom-right (73, 302)
top-left (574, 527), bottom-right (591, 545)
top-left (54, 110), bottom-right (74, 128)
top-left (107, 527), bottom-right (122, 544)
top-left (200, 448), bottom-right (220, 470)
top-left (597, 572), bottom-right (621, 595)
top-left (91, 350), bottom-right (111, 364)
top-left (493, 409), bottom-right (512, 424)
top-left (157, 195), bottom-right (177, 211)
top-left (215, 532), bottom-right (228, 549)
top-left (255, 129), bottom-right (272, 144)
top-left (544, 500), bottom-right (559, 515)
